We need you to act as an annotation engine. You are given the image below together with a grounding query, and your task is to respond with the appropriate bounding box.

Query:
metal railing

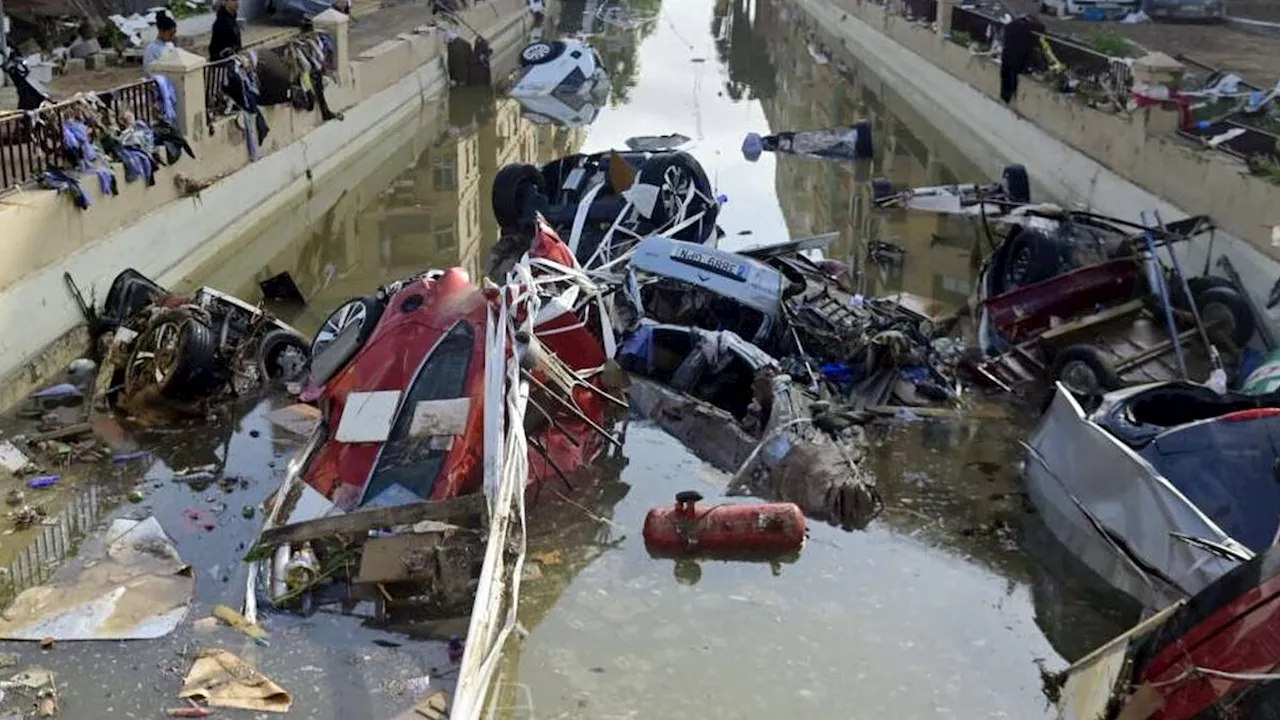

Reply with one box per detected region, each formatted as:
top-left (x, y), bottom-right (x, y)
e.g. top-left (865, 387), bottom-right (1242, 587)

top-left (2, 485), bottom-right (104, 605)
top-left (0, 77), bottom-right (159, 192)
top-left (1174, 54), bottom-right (1280, 163)
top-left (204, 56), bottom-right (239, 120)
top-left (1040, 32), bottom-right (1134, 96)
top-left (950, 6), bottom-right (1000, 47)
top-left (903, 0), bottom-right (938, 22)
top-left (204, 30), bottom-right (332, 123)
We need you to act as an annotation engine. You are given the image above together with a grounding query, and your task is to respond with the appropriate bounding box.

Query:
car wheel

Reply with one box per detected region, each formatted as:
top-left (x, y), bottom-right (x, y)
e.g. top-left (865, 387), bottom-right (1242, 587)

top-left (1001, 164), bottom-right (1031, 204)
top-left (492, 163), bottom-right (548, 230)
top-left (519, 40), bottom-right (565, 67)
top-left (1197, 285), bottom-right (1256, 347)
top-left (636, 151), bottom-right (718, 244)
top-left (257, 328), bottom-right (311, 384)
top-left (1051, 345), bottom-right (1121, 400)
top-left (997, 227), bottom-right (1063, 294)
top-left (312, 296), bottom-right (381, 359)
top-left (125, 309), bottom-right (218, 401)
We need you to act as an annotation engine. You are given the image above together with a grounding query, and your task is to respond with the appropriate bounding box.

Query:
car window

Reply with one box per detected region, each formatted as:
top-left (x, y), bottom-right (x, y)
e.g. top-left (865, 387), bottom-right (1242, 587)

top-left (362, 321), bottom-right (475, 507)
top-left (1141, 415), bottom-right (1280, 552)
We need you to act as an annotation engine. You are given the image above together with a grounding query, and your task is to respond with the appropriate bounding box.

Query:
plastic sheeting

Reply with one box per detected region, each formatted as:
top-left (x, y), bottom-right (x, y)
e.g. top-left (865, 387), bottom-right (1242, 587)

top-left (0, 517), bottom-right (193, 641)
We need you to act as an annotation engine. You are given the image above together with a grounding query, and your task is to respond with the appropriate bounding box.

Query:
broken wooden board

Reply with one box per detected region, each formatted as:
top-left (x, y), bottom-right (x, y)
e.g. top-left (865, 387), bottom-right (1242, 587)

top-left (355, 527), bottom-right (481, 585)
top-left (265, 404), bottom-right (322, 437)
top-left (253, 494), bottom-right (488, 553)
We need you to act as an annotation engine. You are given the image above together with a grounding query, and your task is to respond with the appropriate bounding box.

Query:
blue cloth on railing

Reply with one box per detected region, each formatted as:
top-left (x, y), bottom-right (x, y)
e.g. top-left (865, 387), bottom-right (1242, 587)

top-left (88, 166), bottom-right (118, 196)
top-left (151, 74), bottom-right (178, 124)
top-left (40, 170), bottom-right (90, 209)
top-left (241, 110), bottom-right (259, 162)
top-left (118, 147), bottom-right (156, 185)
top-left (60, 120), bottom-right (118, 199)
top-left (61, 120), bottom-right (99, 164)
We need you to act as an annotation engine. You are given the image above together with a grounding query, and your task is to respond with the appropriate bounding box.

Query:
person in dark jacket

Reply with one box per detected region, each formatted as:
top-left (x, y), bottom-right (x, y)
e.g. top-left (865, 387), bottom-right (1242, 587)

top-left (209, 0), bottom-right (243, 60)
top-left (999, 14), bottom-right (1046, 104)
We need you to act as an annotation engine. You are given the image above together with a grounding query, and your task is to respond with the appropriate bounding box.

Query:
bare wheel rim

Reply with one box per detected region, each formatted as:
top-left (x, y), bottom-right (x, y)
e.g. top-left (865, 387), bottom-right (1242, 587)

top-left (522, 43), bottom-right (551, 62)
top-left (127, 320), bottom-right (184, 394)
top-left (1059, 360), bottom-right (1100, 397)
top-left (314, 300), bottom-right (368, 354)
top-left (270, 342), bottom-right (309, 380)
top-left (659, 164), bottom-right (694, 224)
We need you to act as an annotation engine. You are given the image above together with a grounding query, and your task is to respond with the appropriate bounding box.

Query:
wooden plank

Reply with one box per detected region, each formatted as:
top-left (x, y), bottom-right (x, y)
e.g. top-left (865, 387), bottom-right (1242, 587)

top-left (256, 494), bottom-right (488, 550)
top-left (1039, 299), bottom-right (1145, 345)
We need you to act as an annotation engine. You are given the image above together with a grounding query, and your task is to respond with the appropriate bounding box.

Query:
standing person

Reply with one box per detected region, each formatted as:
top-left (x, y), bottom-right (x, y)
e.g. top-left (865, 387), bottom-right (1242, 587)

top-left (142, 12), bottom-right (178, 71)
top-left (209, 0), bottom-right (243, 61)
top-left (999, 14), bottom-right (1045, 104)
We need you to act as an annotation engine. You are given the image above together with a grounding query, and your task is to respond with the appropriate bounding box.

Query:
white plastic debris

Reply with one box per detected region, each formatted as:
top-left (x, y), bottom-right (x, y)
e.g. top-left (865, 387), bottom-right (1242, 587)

top-left (1121, 10), bottom-right (1149, 22)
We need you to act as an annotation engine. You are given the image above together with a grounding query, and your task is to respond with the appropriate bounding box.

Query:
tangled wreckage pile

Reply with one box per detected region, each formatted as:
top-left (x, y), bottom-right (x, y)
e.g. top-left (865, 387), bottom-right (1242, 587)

top-left (9, 63), bottom-right (1280, 713)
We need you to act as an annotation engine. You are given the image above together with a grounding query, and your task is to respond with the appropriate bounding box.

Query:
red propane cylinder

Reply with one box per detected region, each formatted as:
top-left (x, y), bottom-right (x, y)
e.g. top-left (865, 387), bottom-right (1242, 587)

top-left (642, 491), bottom-right (807, 559)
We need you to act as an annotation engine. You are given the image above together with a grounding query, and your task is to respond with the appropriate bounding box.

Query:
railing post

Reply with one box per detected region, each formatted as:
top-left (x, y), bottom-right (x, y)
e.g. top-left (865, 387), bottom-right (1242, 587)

top-left (313, 9), bottom-right (352, 86)
top-left (151, 47), bottom-right (209, 140)
top-left (936, 0), bottom-right (954, 36)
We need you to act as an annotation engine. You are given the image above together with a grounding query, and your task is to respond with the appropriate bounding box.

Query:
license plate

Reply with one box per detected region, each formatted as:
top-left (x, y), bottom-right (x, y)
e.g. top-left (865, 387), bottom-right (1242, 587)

top-left (670, 247), bottom-right (749, 280)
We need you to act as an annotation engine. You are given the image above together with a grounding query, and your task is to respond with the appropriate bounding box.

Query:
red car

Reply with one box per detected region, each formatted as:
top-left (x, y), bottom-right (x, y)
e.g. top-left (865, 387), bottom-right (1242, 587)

top-left (280, 217), bottom-right (612, 516)
top-left (1056, 544), bottom-right (1280, 719)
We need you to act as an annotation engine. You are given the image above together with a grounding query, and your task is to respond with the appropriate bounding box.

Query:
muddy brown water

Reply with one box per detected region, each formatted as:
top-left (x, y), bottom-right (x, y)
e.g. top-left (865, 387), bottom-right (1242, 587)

top-left (0, 0), bottom-right (1140, 717)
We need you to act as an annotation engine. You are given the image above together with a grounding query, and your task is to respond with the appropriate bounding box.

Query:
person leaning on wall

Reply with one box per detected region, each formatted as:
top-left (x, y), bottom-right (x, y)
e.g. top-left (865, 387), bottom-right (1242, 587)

top-left (210, 0), bottom-right (244, 60)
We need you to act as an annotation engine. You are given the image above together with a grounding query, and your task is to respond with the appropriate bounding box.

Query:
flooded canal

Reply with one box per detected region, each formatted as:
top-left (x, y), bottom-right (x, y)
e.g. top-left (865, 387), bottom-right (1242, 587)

top-left (0, 0), bottom-right (1141, 717)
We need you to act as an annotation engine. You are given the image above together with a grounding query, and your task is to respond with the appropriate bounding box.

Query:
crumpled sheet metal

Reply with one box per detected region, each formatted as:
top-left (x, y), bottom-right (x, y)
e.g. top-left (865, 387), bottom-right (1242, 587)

top-left (179, 649), bottom-right (293, 713)
top-left (0, 517), bottom-right (194, 641)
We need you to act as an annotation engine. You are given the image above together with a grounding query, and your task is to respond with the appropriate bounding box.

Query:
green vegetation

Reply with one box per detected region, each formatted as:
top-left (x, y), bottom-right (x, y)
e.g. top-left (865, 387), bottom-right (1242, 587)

top-left (1248, 153), bottom-right (1280, 185)
top-left (168, 1), bottom-right (210, 19)
top-left (1087, 31), bottom-right (1136, 58)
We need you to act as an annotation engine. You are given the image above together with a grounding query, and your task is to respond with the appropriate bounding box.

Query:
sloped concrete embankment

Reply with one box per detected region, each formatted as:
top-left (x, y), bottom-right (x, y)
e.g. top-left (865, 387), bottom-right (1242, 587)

top-left (792, 0), bottom-right (1280, 333)
top-left (0, 0), bottom-right (536, 410)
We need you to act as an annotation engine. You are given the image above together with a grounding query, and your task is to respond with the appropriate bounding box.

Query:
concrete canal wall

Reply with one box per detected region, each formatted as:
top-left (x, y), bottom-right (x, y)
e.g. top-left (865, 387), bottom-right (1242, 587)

top-left (0, 0), bottom-right (536, 409)
top-left (792, 0), bottom-right (1280, 332)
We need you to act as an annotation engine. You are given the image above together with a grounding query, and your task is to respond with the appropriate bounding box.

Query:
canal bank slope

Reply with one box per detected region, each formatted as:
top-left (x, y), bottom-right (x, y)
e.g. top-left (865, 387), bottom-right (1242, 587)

top-left (789, 0), bottom-right (1280, 335)
top-left (0, 0), bottom-right (536, 409)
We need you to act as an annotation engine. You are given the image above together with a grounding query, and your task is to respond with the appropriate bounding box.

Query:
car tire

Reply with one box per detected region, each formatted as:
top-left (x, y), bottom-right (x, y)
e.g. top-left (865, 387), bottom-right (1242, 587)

top-left (1001, 164), bottom-right (1031, 204)
top-left (995, 227), bottom-right (1064, 294)
top-left (492, 163), bottom-right (547, 230)
top-left (1051, 345), bottom-right (1121, 399)
top-left (635, 151), bottom-right (718, 244)
top-left (257, 328), bottom-right (311, 384)
top-left (870, 177), bottom-right (896, 203)
top-left (518, 40), bottom-right (565, 67)
top-left (126, 309), bottom-right (218, 401)
top-left (853, 120), bottom-right (874, 160)
top-left (1197, 285), bottom-right (1256, 347)
top-left (313, 296), bottom-right (382, 358)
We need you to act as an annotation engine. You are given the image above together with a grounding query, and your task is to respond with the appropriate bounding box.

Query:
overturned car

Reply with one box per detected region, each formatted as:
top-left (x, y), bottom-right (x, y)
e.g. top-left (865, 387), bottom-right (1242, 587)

top-left (491, 149), bottom-right (720, 268)
top-left (83, 269), bottom-right (310, 411)
top-left (246, 218), bottom-right (623, 620)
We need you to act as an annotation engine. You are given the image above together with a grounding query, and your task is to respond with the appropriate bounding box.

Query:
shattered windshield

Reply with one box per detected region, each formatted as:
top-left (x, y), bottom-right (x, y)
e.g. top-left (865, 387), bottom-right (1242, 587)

top-left (361, 321), bottom-right (475, 507)
top-left (1139, 413), bottom-right (1280, 552)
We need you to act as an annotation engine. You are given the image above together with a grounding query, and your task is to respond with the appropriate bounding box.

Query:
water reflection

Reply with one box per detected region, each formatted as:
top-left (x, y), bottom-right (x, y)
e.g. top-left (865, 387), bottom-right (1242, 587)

top-left (558, 0), bottom-right (663, 106)
top-left (199, 91), bottom-right (587, 334)
top-left (729, 0), bottom-right (986, 308)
